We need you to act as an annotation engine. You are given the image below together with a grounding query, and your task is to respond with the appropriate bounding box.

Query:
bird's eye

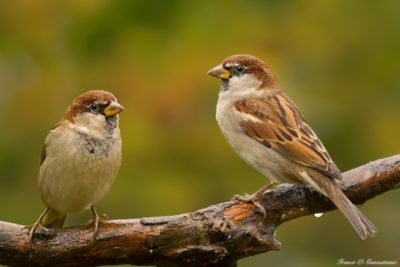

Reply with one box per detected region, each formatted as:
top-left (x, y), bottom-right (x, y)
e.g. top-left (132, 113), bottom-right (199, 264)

top-left (230, 64), bottom-right (245, 76)
top-left (89, 102), bottom-right (99, 111)
top-left (235, 65), bottom-right (244, 73)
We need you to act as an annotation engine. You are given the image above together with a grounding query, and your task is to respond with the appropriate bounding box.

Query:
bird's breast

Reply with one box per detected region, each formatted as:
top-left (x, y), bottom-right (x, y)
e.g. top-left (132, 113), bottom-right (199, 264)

top-left (39, 126), bottom-right (121, 214)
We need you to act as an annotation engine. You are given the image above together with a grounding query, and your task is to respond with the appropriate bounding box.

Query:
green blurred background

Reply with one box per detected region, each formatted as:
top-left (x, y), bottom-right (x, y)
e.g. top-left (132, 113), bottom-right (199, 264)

top-left (0, 1), bottom-right (399, 266)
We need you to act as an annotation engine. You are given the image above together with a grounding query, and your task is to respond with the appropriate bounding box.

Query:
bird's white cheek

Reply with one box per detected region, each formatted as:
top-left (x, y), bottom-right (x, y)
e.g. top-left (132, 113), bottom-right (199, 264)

top-left (227, 74), bottom-right (262, 96)
top-left (73, 113), bottom-right (107, 139)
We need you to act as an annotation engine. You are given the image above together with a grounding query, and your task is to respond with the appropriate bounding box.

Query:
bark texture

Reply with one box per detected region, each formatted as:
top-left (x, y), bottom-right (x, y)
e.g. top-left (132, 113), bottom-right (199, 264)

top-left (0, 155), bottom-right (399, 267)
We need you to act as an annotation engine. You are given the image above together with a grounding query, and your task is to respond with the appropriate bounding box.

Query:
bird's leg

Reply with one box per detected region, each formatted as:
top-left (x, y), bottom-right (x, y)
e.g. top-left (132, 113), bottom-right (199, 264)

top-left (254, 181), bottom-right (277, 198)
top-left (90, 205), bottom-right (100, 239)
top-left (28, 206), bottom-right (49, 242)
top-left (232, 182), bottom-right (277, 219)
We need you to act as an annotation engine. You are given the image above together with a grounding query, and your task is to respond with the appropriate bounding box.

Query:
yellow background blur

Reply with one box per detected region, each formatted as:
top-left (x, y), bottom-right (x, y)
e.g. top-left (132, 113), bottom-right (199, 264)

top-left (0, 1), bottom-right (399, 267)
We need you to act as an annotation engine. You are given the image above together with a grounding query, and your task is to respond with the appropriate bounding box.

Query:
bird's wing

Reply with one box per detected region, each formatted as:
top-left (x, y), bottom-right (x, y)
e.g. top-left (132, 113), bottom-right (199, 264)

top-left (235, 93), bottom-right (342, 180)
top-left (40, 143), bottom-right (47, 166)
top-left (40, 123), bottom-right (61, 166)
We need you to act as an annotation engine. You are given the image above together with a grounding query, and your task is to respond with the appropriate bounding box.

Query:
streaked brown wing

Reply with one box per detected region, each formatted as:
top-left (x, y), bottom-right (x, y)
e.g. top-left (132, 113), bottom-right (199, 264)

top-left (236, 93), bottom-right (342, 180)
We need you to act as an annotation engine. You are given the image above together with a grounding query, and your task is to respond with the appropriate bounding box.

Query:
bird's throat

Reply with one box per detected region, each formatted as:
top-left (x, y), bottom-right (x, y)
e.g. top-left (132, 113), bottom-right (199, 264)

top-left (220, 79), bottom-right (229, 91)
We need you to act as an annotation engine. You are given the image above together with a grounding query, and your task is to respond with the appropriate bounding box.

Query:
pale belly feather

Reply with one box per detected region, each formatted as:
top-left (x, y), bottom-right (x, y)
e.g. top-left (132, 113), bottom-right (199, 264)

top-left (39, 124), bottom-right (121, 214)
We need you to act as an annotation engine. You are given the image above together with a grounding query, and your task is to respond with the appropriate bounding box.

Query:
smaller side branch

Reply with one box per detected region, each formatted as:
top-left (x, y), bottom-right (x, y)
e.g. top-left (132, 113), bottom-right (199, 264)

top-left (0, 155), bottom-right (399, 267)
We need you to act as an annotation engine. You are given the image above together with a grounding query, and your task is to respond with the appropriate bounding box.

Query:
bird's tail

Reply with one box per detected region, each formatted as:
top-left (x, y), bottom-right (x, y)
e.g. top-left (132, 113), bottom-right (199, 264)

top-left (328, 182), bottom-right (377, 239)
top-left (41, 208), bottom-right (66, 228)
top-left (303, 171), bottom-right (377, 239)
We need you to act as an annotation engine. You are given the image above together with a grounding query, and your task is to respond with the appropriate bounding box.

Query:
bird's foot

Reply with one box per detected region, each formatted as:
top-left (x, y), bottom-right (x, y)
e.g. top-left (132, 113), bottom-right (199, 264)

top-left (232, 193), bottom-right (266, 219)
top-left (231, 182), bottom-right (276, 219)
top-left (87, 215), bottom-right (101, 240)
top-left (89, 206), bottom-right (102, 240)
top-left (100, 213), bottom-right (108, 220)
top-left (27, 223), bottom-right (40, 243)
top-left (27, 207), bottom-right (50, 243)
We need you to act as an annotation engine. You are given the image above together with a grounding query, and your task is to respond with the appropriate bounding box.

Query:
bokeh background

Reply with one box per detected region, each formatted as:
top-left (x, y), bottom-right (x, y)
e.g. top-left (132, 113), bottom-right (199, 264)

top-left (0, 1), bottom-right (399, 266)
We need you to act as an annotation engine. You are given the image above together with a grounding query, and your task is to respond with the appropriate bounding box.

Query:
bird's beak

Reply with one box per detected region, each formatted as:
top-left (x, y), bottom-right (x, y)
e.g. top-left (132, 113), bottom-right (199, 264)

top-left (207, 64), bottom-right (231, 80)
top-left (103, 101), bottom-right (124, 117)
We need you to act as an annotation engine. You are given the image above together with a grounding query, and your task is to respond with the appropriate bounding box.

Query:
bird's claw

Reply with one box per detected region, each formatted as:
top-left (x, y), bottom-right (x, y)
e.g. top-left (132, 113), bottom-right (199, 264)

top-left (100, 213), bottom-right (108, 220)
top-left (87, 215), bottom-right (100, 239)
top-left (232, 193), bottom-right (267, 219)
top-left (89, 206), bottom-right (104, 240)
top-left (232, 193), bottom-right (253, 202)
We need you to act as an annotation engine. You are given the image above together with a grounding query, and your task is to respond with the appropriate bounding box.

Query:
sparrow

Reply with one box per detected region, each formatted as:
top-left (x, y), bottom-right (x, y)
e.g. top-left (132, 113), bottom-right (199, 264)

top-left (29, 90), bottom-right (124, 241)
top-left (208, 54), bottom-right (377, 239)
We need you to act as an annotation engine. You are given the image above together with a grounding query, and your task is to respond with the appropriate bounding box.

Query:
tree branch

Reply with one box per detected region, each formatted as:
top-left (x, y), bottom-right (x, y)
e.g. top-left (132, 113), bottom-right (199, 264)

top-left (1, 155), bottom-right (399, 267)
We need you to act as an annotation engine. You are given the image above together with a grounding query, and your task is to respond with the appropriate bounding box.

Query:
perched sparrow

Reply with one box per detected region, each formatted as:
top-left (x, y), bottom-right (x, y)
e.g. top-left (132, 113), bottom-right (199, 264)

top-left (29, 90), bottom-right (124, 241)
top-left (208, 54), bottom-right (377, 239)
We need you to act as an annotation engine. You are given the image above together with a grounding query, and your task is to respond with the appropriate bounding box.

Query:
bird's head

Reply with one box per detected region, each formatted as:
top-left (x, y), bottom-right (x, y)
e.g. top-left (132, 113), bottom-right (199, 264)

top-left (64, 90), bottom-right (124, 134)
top-left (208, 54), bottom-right (277, 94)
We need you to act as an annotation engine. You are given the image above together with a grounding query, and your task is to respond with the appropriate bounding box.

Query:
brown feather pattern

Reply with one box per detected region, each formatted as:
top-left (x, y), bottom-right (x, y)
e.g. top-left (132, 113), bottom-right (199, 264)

top-left (236, 93), bottom-right (342, 180)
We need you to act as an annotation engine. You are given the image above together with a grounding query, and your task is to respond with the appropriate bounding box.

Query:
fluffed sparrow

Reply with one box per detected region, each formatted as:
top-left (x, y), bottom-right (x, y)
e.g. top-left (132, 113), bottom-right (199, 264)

top-left (29, 90), bottom-right (124, 241)
top-left (208, 54), bottom-right (376, 239)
